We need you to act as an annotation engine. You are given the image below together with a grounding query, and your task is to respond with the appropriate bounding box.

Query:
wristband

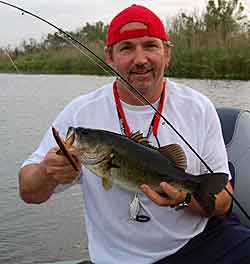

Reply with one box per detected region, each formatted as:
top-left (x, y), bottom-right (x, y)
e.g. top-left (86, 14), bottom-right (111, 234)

top-left (172, 193), bottom-right (192, 211)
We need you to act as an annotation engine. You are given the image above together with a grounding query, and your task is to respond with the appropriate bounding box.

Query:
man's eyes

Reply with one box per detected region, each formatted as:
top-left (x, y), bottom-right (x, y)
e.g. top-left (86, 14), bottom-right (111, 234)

top-left (119, 45), bottom-right (132, 51)
top-left (118, 42), bottom-right (160, 52)
top-left (145, 43), bottom-right (159, 48)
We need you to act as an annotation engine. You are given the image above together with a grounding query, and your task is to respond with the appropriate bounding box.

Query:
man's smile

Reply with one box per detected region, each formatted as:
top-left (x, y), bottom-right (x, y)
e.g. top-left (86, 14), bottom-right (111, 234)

top-left (129, 65), bottom-right (154, 80)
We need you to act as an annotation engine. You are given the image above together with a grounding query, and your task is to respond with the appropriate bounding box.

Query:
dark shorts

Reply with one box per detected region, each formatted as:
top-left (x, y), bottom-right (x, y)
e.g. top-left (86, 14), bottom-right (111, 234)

top-left (155, 214), bottom-right (250, 264)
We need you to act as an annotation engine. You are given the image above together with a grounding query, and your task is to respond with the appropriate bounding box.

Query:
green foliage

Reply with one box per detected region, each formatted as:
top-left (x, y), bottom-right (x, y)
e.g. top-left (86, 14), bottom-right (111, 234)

top-left (166, 0), bottom-right (250, 79)
top-left (204, 0), bottom-right (246, 42)
top-left (0, 1), bottom-right (249, 79)
top-left (168, 45), bottom-right (250, 80)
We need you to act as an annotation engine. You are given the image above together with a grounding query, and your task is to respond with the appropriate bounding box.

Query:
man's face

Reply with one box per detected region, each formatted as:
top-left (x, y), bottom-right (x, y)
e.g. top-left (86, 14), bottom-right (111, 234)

top-left (105, 23), bottom-right (170, 98)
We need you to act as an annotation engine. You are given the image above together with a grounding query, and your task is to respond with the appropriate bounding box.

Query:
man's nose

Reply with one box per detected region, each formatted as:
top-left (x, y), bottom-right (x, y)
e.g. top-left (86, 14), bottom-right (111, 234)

top-left (133, 46), bottom-right (148, 65)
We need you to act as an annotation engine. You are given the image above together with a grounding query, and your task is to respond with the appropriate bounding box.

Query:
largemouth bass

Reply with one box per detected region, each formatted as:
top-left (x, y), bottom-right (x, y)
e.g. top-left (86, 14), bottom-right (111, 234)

top-left (52, 126), bottom-right (228, 215)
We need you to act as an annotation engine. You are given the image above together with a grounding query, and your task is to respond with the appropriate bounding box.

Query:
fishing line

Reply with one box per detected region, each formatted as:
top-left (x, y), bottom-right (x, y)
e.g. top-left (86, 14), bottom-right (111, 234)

top-left (1, 0), bottom-right (250, 222)
top-left (57, 32), bottom-right (113, 78)
top-left (4, 48), bottom-right (19, 73)
top-left (56, 30), bottom-right (150, 107)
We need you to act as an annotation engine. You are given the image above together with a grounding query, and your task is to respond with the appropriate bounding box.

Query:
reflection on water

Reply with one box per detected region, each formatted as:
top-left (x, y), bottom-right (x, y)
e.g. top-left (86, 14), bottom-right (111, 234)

top-left (0, 74), bottom-right (249, 263)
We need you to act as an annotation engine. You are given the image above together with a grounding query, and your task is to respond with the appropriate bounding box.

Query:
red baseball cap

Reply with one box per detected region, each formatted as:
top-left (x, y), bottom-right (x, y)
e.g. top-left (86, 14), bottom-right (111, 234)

top-left (107, 4), bottom-right (168, 46)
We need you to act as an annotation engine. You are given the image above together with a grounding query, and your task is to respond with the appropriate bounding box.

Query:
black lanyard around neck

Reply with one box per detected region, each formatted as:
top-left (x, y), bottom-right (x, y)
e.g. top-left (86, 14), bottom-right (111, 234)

top-left (113, 80), bottom-right (166, 147)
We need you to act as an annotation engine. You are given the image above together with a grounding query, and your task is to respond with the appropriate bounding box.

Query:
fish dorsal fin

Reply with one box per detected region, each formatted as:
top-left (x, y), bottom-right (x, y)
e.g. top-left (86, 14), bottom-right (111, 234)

top-left (129, 131), bottom-right (151, 147)
top-left (159, 144), bottom-right (187, 170)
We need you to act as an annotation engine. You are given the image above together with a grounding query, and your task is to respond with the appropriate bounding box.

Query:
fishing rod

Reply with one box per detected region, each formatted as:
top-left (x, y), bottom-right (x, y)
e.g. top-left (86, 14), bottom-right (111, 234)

top-left (1, 0), bottom-right (250, 222)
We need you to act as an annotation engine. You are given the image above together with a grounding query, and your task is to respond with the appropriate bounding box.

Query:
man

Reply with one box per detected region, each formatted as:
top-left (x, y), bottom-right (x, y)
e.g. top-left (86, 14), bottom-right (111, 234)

top-left (19, 4), bottom-right (250, 264)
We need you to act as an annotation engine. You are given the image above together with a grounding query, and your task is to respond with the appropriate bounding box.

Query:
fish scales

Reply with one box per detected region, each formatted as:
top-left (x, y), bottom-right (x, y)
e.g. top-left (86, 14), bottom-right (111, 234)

top-left (53, 126), bottom-right (229, 216)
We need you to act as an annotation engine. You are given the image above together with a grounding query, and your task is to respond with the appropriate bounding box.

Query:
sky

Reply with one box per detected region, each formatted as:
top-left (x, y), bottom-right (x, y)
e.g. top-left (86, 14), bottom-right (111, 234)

top-left (0, 0), bottom-right (249, 48)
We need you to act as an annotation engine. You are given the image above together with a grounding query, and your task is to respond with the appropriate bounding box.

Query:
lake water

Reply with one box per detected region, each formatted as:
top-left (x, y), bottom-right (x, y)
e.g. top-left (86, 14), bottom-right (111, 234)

top-left (1, 74), bottom-right (250, 264)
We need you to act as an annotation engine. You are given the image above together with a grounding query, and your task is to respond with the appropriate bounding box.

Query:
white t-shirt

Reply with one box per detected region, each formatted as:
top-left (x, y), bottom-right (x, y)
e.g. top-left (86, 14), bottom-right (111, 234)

top-left (22, 79), bottom-right (230, 264)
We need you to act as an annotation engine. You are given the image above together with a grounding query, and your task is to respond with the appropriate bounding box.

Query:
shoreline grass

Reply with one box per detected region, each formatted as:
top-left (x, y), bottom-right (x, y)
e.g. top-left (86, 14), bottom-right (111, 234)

top-left (1, 45), bottom-right (249, 80)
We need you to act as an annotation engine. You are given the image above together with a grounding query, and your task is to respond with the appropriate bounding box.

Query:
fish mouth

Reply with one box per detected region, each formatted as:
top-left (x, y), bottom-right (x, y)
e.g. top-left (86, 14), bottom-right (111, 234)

top-left (65, 126), bottom-right (76, 145)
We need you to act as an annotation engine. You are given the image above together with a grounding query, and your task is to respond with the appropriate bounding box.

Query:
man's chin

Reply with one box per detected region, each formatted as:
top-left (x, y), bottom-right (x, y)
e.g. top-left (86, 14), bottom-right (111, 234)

top-left (131, 85), bottom-right (152, 96)
top-left (129, 79), bottom-right (152, 90)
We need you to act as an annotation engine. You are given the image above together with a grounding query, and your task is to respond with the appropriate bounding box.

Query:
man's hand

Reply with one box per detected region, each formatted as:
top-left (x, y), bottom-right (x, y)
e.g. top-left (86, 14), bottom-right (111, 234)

top-left (19, 146), bottom-right (81, 204)
top-left (41, 147), bottom-right (81, 184)
top-left (140, 181), bottom-right (233, 217)
top-left (140, 182), bottom-right (187, 207)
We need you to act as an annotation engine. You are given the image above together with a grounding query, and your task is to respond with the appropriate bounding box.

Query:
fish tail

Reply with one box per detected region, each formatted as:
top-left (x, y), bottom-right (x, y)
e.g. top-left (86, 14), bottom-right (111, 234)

top-left (192, 192), bottom-right (216, 216)
top-left (197, 172), bottom-right (228, 194)
top-left (192, 172), bottom-right (228, 216)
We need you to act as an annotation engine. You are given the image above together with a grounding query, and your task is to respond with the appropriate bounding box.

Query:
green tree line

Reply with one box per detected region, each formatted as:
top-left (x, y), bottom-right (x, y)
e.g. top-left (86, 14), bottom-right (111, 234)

top-left (0, 0), bottom-right (250, 79)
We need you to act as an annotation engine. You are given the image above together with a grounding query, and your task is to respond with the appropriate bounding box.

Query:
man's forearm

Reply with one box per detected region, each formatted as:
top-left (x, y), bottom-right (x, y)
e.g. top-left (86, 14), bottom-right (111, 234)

top-left (19, 163), bottom-right (58, 204)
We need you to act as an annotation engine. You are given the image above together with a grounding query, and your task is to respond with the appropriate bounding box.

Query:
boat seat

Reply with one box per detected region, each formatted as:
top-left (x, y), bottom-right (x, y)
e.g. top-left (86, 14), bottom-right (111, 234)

top-left (216, 107), bottom-right (250, 227)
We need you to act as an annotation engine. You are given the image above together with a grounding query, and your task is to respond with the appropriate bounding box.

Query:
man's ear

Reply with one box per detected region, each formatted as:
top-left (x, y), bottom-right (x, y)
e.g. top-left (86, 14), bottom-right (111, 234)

top-left (104, 46), bottom-right (113, 65)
